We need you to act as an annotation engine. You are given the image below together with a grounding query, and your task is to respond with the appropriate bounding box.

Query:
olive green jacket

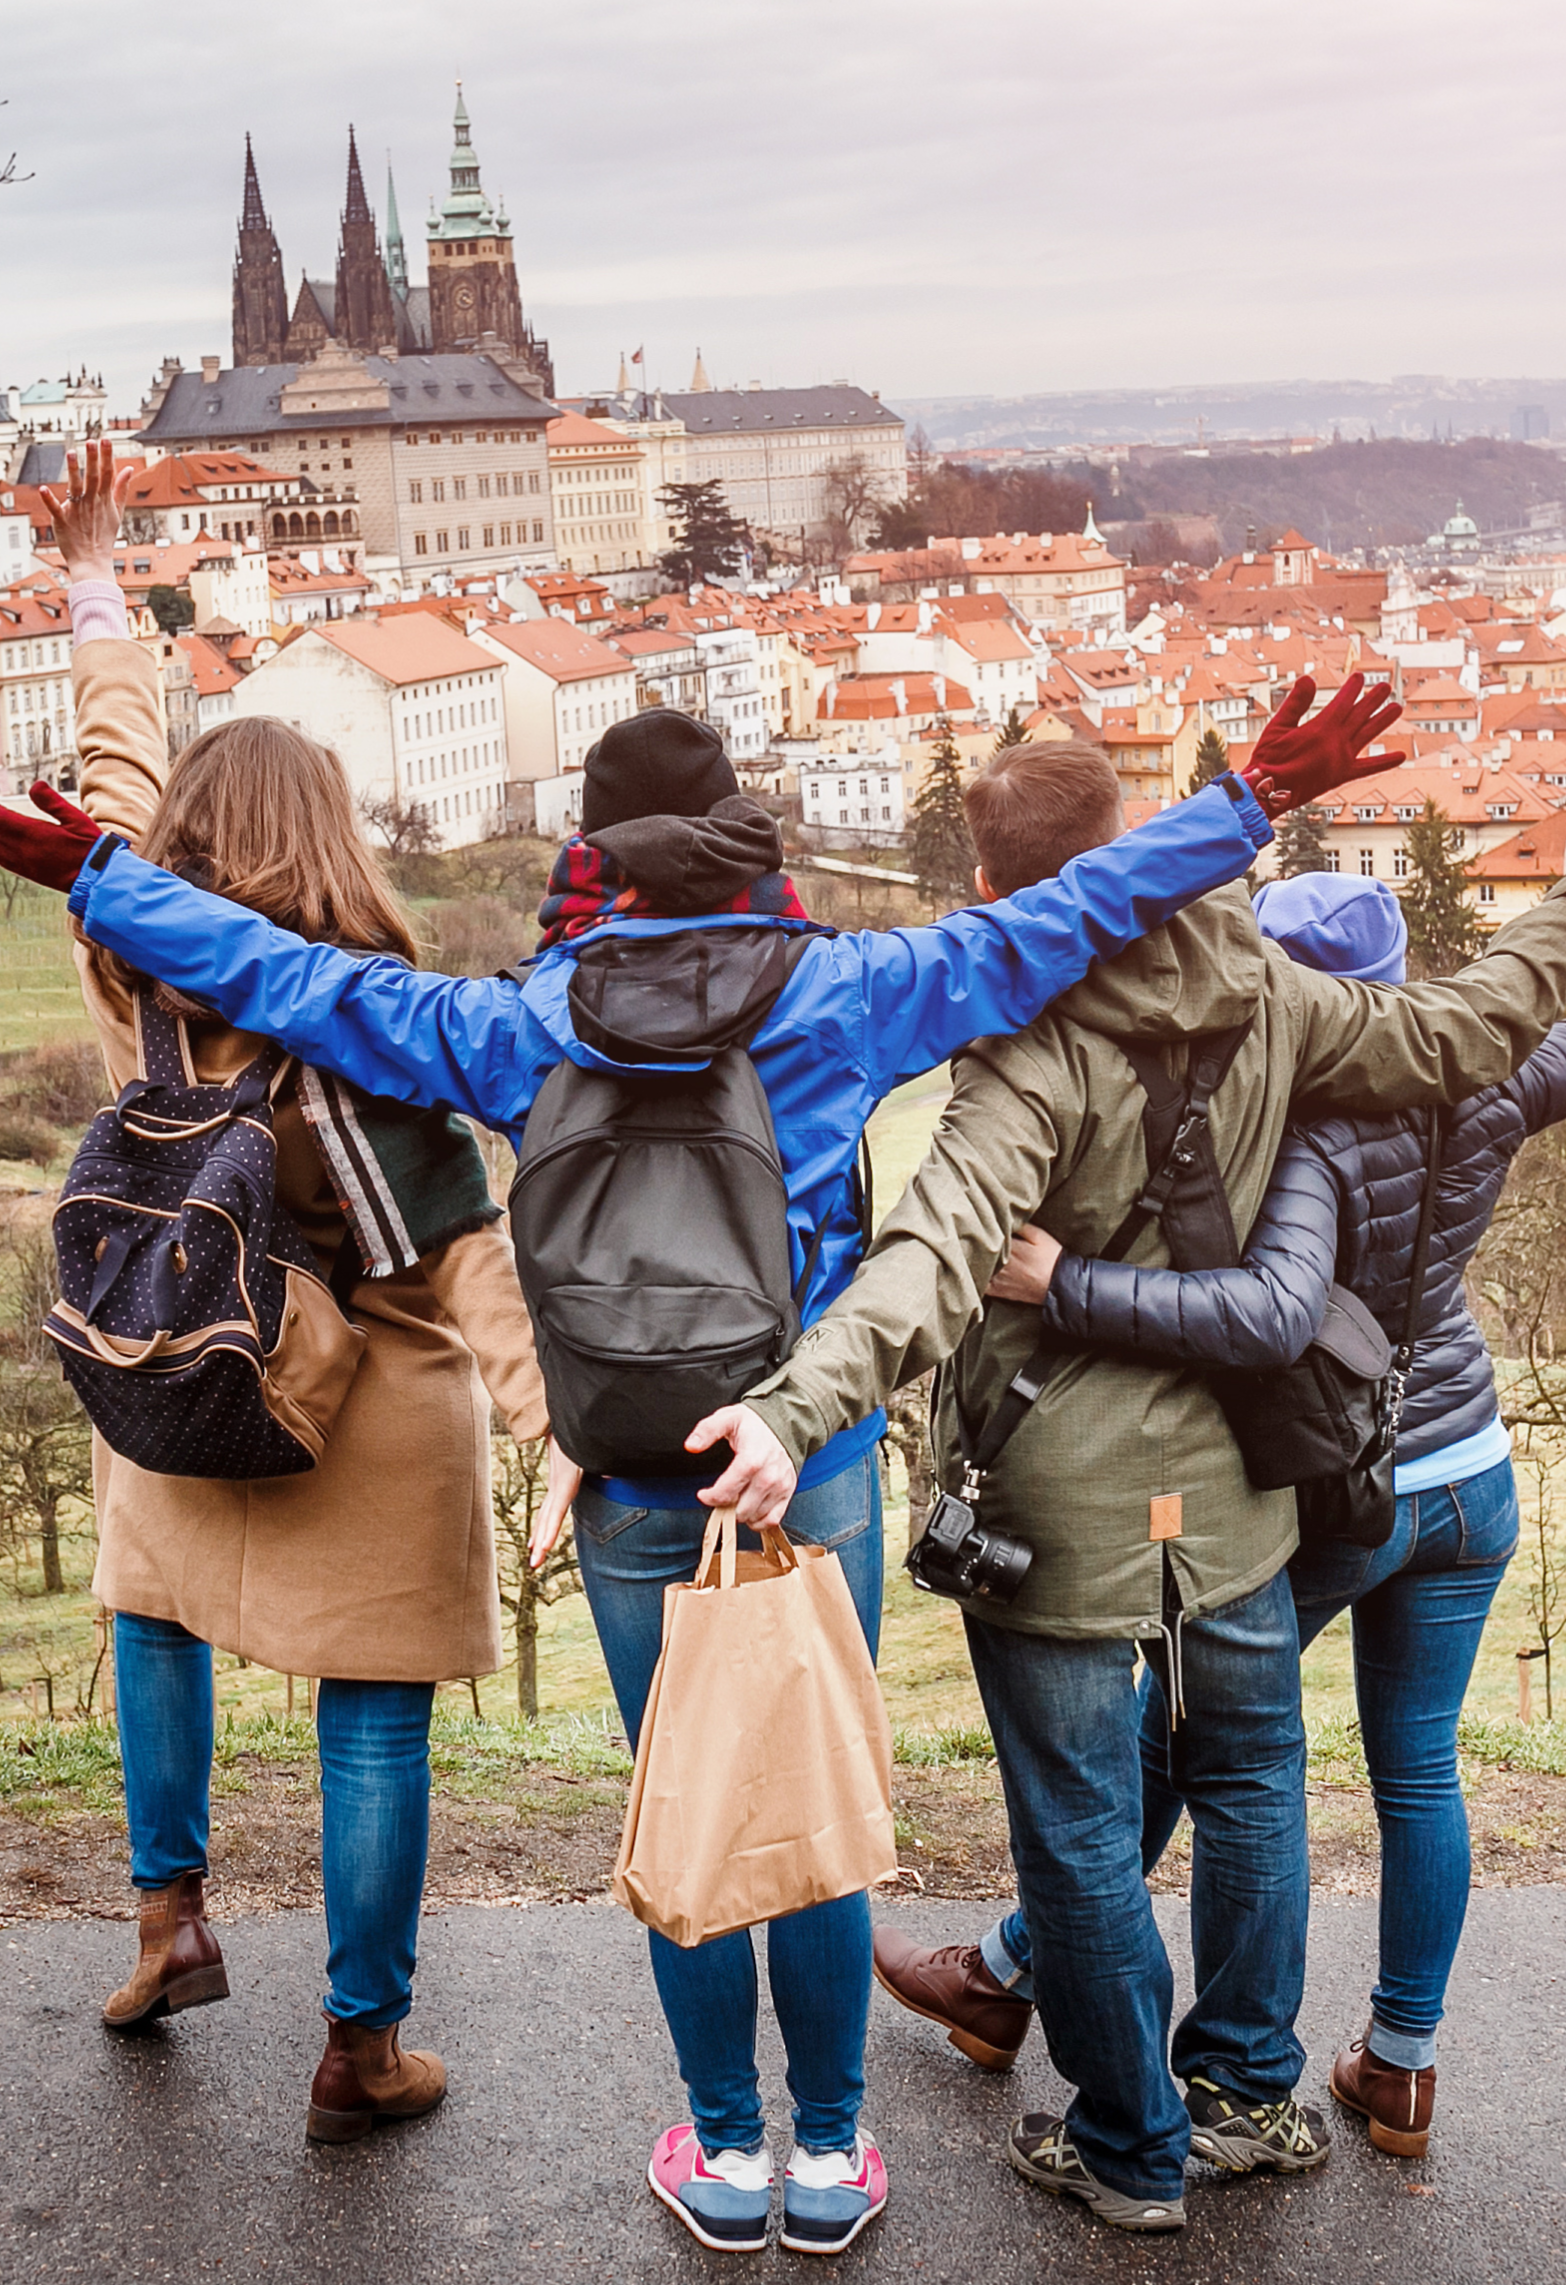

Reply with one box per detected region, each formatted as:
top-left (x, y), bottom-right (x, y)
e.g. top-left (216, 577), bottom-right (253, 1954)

top-left (746, 879), bottom-right (1566, 1638)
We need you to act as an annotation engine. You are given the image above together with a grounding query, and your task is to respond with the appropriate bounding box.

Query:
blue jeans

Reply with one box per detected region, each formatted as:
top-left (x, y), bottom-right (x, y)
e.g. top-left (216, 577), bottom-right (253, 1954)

top-left (969, 1567), bottom-right (1308, 2203)
top-left (113, 1611), bottom-right (435, 2027)
top-left (573, 1451), bottom-right (882, 2156)
top-left (1289, 1460), bottom-right (1515, 2068)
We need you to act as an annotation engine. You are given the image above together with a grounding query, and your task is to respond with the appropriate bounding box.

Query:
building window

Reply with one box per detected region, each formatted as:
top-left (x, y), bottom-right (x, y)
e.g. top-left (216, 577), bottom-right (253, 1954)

top-left (457, 527), bottom-right (470, 550)
top-left (1323, 848), bottom-right (1340, 873)
top-left (500, 522), bottom-right (512, 545)
top-left (1393, 848), bottom-right (1409, 879)
top-left (435, 529), bottom-right (449, 552)
top-left (431, 479), bottom-right (446, 503)
top-left (482, 525), bottom-right (494, 548)
top-left (532, 519), bottom-right (545, 542)
top-left (406, 432), bottom-right (420, 446)
top-left (1358, 849), bottom-right (1375, 876)
top-left (529, 471), bottom-right (541, 493)
top-left (494, 473), bottom-right (509, 497)
top-left (1478, 882), bottom-right (1496, 904)
top-left (409, 480), bottom-right (423, 503)
top-left (453, 477), bottom-right (467, 501)
top-left (478, 475), bottom-right (491, 498)
top-left (414, 533), bottom-right (428, 557)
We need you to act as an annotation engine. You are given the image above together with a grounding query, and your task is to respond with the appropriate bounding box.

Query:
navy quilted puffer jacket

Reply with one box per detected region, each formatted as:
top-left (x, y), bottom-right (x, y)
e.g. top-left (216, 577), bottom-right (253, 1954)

top-left (1041, 1023), bottom-right (1566, 1464)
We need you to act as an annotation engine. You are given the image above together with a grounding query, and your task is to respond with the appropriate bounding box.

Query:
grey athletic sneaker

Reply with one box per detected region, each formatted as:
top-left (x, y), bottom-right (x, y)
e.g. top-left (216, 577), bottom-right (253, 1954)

top-left (1006, 2114), bottom-right (1186, 2234)
top-left (1185, 2075), bottom-right (1332, 2174)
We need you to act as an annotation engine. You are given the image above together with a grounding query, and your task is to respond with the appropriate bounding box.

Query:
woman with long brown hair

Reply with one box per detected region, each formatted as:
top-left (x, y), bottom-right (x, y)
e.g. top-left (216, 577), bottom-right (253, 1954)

top-left (45, 443), bottom-right (559, 2140)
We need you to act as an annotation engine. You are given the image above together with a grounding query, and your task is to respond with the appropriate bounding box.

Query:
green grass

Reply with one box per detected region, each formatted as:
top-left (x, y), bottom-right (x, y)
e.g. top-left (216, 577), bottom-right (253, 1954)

top-left (0, 884), bottom-right (95, 1052)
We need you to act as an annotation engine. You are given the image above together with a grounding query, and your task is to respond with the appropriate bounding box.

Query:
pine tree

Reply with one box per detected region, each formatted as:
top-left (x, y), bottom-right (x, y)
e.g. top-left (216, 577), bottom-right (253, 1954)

top-left (910, 719), bottom-right (976, 913)
top-left (1273, 804), bottom-right (1332, 877)
top-left (1186, 726), bottom-right (1229, 792)
top-left (991, 705), bottom-right (1032, 756)
top-left (1399, 800), bottom-right (1484, 978)
top-left (658, 479), bottom-right (749, 584)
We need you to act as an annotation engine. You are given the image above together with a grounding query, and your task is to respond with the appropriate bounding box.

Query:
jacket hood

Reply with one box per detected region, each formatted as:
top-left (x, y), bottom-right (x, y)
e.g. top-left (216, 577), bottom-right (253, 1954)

top-left (1047, 882), bottom-right (1266, 1042)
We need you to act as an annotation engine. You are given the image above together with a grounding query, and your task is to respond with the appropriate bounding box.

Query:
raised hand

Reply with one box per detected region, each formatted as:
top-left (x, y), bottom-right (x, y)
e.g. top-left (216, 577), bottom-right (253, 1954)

top-left (0, 782), bottom-right (109, 893)
top-left (39, 437), bottom-right (134, 586)
top-left (1241, 673), bottom-right (1405, 818)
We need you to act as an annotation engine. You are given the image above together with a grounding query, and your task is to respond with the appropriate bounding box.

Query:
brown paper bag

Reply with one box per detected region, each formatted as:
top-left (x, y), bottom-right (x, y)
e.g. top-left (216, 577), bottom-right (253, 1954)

top-left (612, 1505), bottom-right (896, 1947)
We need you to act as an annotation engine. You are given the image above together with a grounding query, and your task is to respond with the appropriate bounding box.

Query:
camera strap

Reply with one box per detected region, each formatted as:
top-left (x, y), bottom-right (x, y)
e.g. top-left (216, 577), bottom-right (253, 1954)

top-left (956, 1019), bottom-right (1253, 1487)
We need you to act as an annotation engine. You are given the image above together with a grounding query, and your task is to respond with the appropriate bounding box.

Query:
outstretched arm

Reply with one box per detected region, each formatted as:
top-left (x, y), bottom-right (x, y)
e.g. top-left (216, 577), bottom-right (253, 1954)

top-left (850, 773), bottom-right (1273, 1095)
top-left (998, 1134), bottom-right (1340, 1370)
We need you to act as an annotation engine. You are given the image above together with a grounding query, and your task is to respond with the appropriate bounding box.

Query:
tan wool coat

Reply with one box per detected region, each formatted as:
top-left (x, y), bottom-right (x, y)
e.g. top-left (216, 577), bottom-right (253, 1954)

top-left (69, 636), bottom-right (546, 1682)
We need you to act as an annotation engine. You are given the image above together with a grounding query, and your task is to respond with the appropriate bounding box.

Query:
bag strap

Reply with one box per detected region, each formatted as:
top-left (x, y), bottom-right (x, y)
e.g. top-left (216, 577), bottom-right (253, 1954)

top-left (694, 1505), bottom-right (798, 1589)
top-left (132, 986), bottom-right (288, 1111)
top-left (960, 1020), bottom-right (1253, 1482)
top-left (1396, 1107), bottom-right (1447, 1375)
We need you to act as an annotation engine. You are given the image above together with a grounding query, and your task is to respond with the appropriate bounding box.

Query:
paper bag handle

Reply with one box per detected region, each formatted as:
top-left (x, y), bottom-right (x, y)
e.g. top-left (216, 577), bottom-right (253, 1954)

top-left (695, 1506), bottom-right (800, 1590)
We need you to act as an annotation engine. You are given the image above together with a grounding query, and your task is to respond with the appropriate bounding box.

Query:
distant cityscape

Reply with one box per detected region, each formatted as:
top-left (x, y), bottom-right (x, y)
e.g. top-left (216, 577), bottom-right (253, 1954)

top-left (5, 83), bottom-right (1566, 917)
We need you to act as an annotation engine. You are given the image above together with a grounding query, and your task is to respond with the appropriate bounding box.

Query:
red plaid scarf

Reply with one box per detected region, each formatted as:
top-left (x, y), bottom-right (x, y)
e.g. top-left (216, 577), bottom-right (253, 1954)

top-left (536, 834), bottom-right (810, 951)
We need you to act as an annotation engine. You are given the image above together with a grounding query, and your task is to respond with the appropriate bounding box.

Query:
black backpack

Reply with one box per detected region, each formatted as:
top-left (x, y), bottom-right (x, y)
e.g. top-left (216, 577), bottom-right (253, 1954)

top-left (46, 993), bottom-right (365, 1479)
top-left (509, 925), bottom-right (850, 1478)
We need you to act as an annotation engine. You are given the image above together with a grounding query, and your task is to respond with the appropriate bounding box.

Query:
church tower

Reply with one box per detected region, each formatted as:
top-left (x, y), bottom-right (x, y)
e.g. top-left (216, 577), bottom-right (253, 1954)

top-left (333, 127), bottom-right (398, 354)
top-left (426, 85), bottom-right (553, 392)
top-left (231, 136), bottom-right (289, 367)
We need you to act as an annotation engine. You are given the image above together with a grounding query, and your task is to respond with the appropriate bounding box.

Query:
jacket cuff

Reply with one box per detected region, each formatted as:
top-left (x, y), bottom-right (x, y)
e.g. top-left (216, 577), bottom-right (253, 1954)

top-left (68, 580), bottom-right (131, 646)
top-left (67, 833), bottom-right (125, 918)
top-left (741, 1387), bottom-right (832, 1472)
top-left (1216, 771), bottom-right (1273, 850)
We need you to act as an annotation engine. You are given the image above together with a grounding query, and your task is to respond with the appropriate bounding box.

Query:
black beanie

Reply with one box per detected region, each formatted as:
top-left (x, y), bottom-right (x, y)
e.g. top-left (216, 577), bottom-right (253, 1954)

top-left (580, 708), bottom-right (740, 834)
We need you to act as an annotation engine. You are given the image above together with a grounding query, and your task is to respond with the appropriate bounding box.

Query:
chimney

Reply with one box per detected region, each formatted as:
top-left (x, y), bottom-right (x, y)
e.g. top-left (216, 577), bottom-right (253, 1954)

top-left (201, 356), bottom-right (221, 384)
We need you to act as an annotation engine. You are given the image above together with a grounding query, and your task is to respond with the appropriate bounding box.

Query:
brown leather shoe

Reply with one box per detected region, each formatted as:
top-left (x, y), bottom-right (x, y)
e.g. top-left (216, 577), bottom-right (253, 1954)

top-left (1331, 2027), bottom-right (1435, 2158)
top-left (306, 2014), bottom-right (448, 2143)
top-left (102, 1873), bottom-right (229, 2030)
top-left (872, 1924), bottom-right (1032, 2071)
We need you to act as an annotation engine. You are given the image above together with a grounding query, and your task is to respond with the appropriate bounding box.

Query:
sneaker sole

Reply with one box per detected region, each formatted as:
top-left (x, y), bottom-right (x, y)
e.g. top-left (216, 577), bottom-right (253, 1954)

top-left (1189, 2126), bottom-right (1332, 2176)
top-left (1006, 2138), bottom-right (1185, 2232)
top-left (779, 2191), bottom-right (887, 2257)
top-left (871, 1961), bottom-right (1026, 2072)
top-left (1329, 2062), bottom-right (1430, 2159)
top-left (646, 2160), bottom-right (769, 2254)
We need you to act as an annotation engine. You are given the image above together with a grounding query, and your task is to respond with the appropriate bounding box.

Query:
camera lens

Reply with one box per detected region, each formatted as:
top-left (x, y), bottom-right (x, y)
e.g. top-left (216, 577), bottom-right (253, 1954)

top-left (971, 1529), bottom-right (1033, 1602)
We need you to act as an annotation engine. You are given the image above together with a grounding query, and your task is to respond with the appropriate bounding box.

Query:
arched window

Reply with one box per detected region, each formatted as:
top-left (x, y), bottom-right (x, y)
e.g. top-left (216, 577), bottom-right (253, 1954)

top-left (341, 511), bottom-right (356, 535)
top-left (288, 512), bottom-right (304, 539)
top-left (305, 512), bottom-right (321, 539)
top-left (323, 512), bottom-right (339, 538)
top-left (272, 512), bottom-right (290, 540)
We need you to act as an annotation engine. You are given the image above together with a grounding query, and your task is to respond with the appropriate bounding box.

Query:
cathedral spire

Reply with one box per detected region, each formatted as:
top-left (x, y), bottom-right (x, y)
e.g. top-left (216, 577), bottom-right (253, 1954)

top-left (344, 126), bottom-right (372, 225)
top-left (385, 159), bottom-right (409, 302)
top-left (241, 133), bottom-right (268, 231)
top-left (233, 135), bottom-right (289, 367)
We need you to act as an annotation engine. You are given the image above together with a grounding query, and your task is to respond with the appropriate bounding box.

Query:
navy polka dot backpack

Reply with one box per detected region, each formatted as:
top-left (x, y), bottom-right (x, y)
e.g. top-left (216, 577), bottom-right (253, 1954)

top-left (45, 992), bottom-right (366, 1478)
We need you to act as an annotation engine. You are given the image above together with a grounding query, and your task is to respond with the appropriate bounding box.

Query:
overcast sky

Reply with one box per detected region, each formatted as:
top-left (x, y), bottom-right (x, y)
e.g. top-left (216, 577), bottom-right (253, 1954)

top-left (2, 0), bottom-right (1563, 416)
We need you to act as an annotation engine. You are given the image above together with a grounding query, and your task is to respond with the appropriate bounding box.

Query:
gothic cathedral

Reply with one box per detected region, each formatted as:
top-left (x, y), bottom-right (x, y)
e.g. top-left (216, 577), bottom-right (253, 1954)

top-left (230, 89), bottom-right (553, 395)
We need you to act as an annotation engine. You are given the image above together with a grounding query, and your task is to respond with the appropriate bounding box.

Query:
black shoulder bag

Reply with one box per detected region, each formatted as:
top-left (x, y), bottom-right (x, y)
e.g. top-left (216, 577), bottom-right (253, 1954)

top-left (1282, 1107), bottom-right (1447, 1551)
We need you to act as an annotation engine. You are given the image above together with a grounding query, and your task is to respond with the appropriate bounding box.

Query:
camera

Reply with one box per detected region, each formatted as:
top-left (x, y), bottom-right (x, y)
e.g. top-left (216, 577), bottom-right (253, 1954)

top-left (905, 1487), bottom-right (1033, 1605)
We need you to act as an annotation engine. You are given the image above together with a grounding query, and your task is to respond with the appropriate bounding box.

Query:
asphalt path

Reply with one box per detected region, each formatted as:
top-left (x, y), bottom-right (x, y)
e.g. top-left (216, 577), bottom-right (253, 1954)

top-left (1, 1889), bottom-right (1562, 2283)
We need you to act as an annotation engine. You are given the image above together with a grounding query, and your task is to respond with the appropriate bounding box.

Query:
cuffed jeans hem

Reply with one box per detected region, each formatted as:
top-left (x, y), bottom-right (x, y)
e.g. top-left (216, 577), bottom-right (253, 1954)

top-left (981, 1915), bottom-right (1034, 2003)
top-left (323, 1997), bottom-right (414, 2031)
top-left (1368, 2018), bottom-right (1438, 2072)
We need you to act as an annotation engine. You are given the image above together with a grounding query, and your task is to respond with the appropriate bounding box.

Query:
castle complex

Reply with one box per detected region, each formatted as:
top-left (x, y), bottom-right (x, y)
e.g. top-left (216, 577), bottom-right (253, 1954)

top-left (231, 89), bottom-right (553, 395)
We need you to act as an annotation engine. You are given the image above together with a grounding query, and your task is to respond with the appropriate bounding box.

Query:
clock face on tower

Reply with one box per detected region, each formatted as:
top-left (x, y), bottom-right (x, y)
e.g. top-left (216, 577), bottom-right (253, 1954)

top-left (453, 283), bottom-right (476, 311)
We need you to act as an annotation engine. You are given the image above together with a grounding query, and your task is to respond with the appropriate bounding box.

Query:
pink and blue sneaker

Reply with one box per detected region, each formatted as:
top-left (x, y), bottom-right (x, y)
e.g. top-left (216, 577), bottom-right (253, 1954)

top-left (647, 2123), bottom-right (773, 2252)
top-left (780, 2132), bottom-right (889, 2255)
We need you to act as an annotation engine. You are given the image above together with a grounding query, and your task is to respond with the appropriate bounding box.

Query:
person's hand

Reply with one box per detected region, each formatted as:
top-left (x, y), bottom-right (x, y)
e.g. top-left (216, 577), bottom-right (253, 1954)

top-left (39, 438), bottom-right (134, 587)
top-left (1241, 672), bottom-right (1405, 817)
top-left (529, 1434), bottom-right (583, 1569)
top-left (0, 782), bottom-right (108, 894)
top-left (986, 1223), bottom-right (1063, 1306)
top-left (684, 1405), bottom-right (798, 1528)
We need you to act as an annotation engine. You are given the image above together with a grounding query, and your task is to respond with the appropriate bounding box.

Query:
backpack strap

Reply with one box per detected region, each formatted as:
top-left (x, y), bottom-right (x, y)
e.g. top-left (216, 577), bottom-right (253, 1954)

top-left (958, 1018), bottom-right (1253, 1481)
top-left (133, 989), bottom-right (198, 1086)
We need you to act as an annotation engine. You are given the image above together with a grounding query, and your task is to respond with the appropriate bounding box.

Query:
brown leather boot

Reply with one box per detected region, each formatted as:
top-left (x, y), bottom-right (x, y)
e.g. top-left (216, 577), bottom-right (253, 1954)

top-left (872, 1924), bottom-right (1032, 2071)
top-left (306, 2014), bottom-right (447, 2144)
top-left (1331, 2027), bottom-right (1436, 2158)
top-left (102, 1873), bottom-right (229, 2030)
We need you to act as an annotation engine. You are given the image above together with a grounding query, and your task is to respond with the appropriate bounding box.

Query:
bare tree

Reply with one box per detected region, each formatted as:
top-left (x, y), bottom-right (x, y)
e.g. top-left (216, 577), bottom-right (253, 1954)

top-left (0, 1213), bottom-right (93, 1594)
top-left (1, 102), bottom-right (32, 187)
top-left (360, 790), bottom-right (438, 860)
top-left (491, 1434), bottom-right (582, 1718)
top-left (882, 1373), bottom-right (935, 1551)
top-left (821, 452), bottom-right (893, 557)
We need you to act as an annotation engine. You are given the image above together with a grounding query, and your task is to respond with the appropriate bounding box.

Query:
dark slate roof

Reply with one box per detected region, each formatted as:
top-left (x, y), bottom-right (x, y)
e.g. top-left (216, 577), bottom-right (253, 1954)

top-left (15, 441), bottom-right (68, 486)
top-left (301, 278), bottom-right (337, 331)
top-left (137, 354), bottom-right (556, 443)
top-left (658, 385), bottom-right (902, 435)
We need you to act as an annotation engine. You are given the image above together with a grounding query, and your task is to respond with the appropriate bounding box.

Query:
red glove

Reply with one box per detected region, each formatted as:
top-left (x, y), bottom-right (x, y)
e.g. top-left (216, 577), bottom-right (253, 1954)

top-left (0, 782), bottom-right (111, 893)
top-left (1241, 673), bottom-right (1405, 818)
